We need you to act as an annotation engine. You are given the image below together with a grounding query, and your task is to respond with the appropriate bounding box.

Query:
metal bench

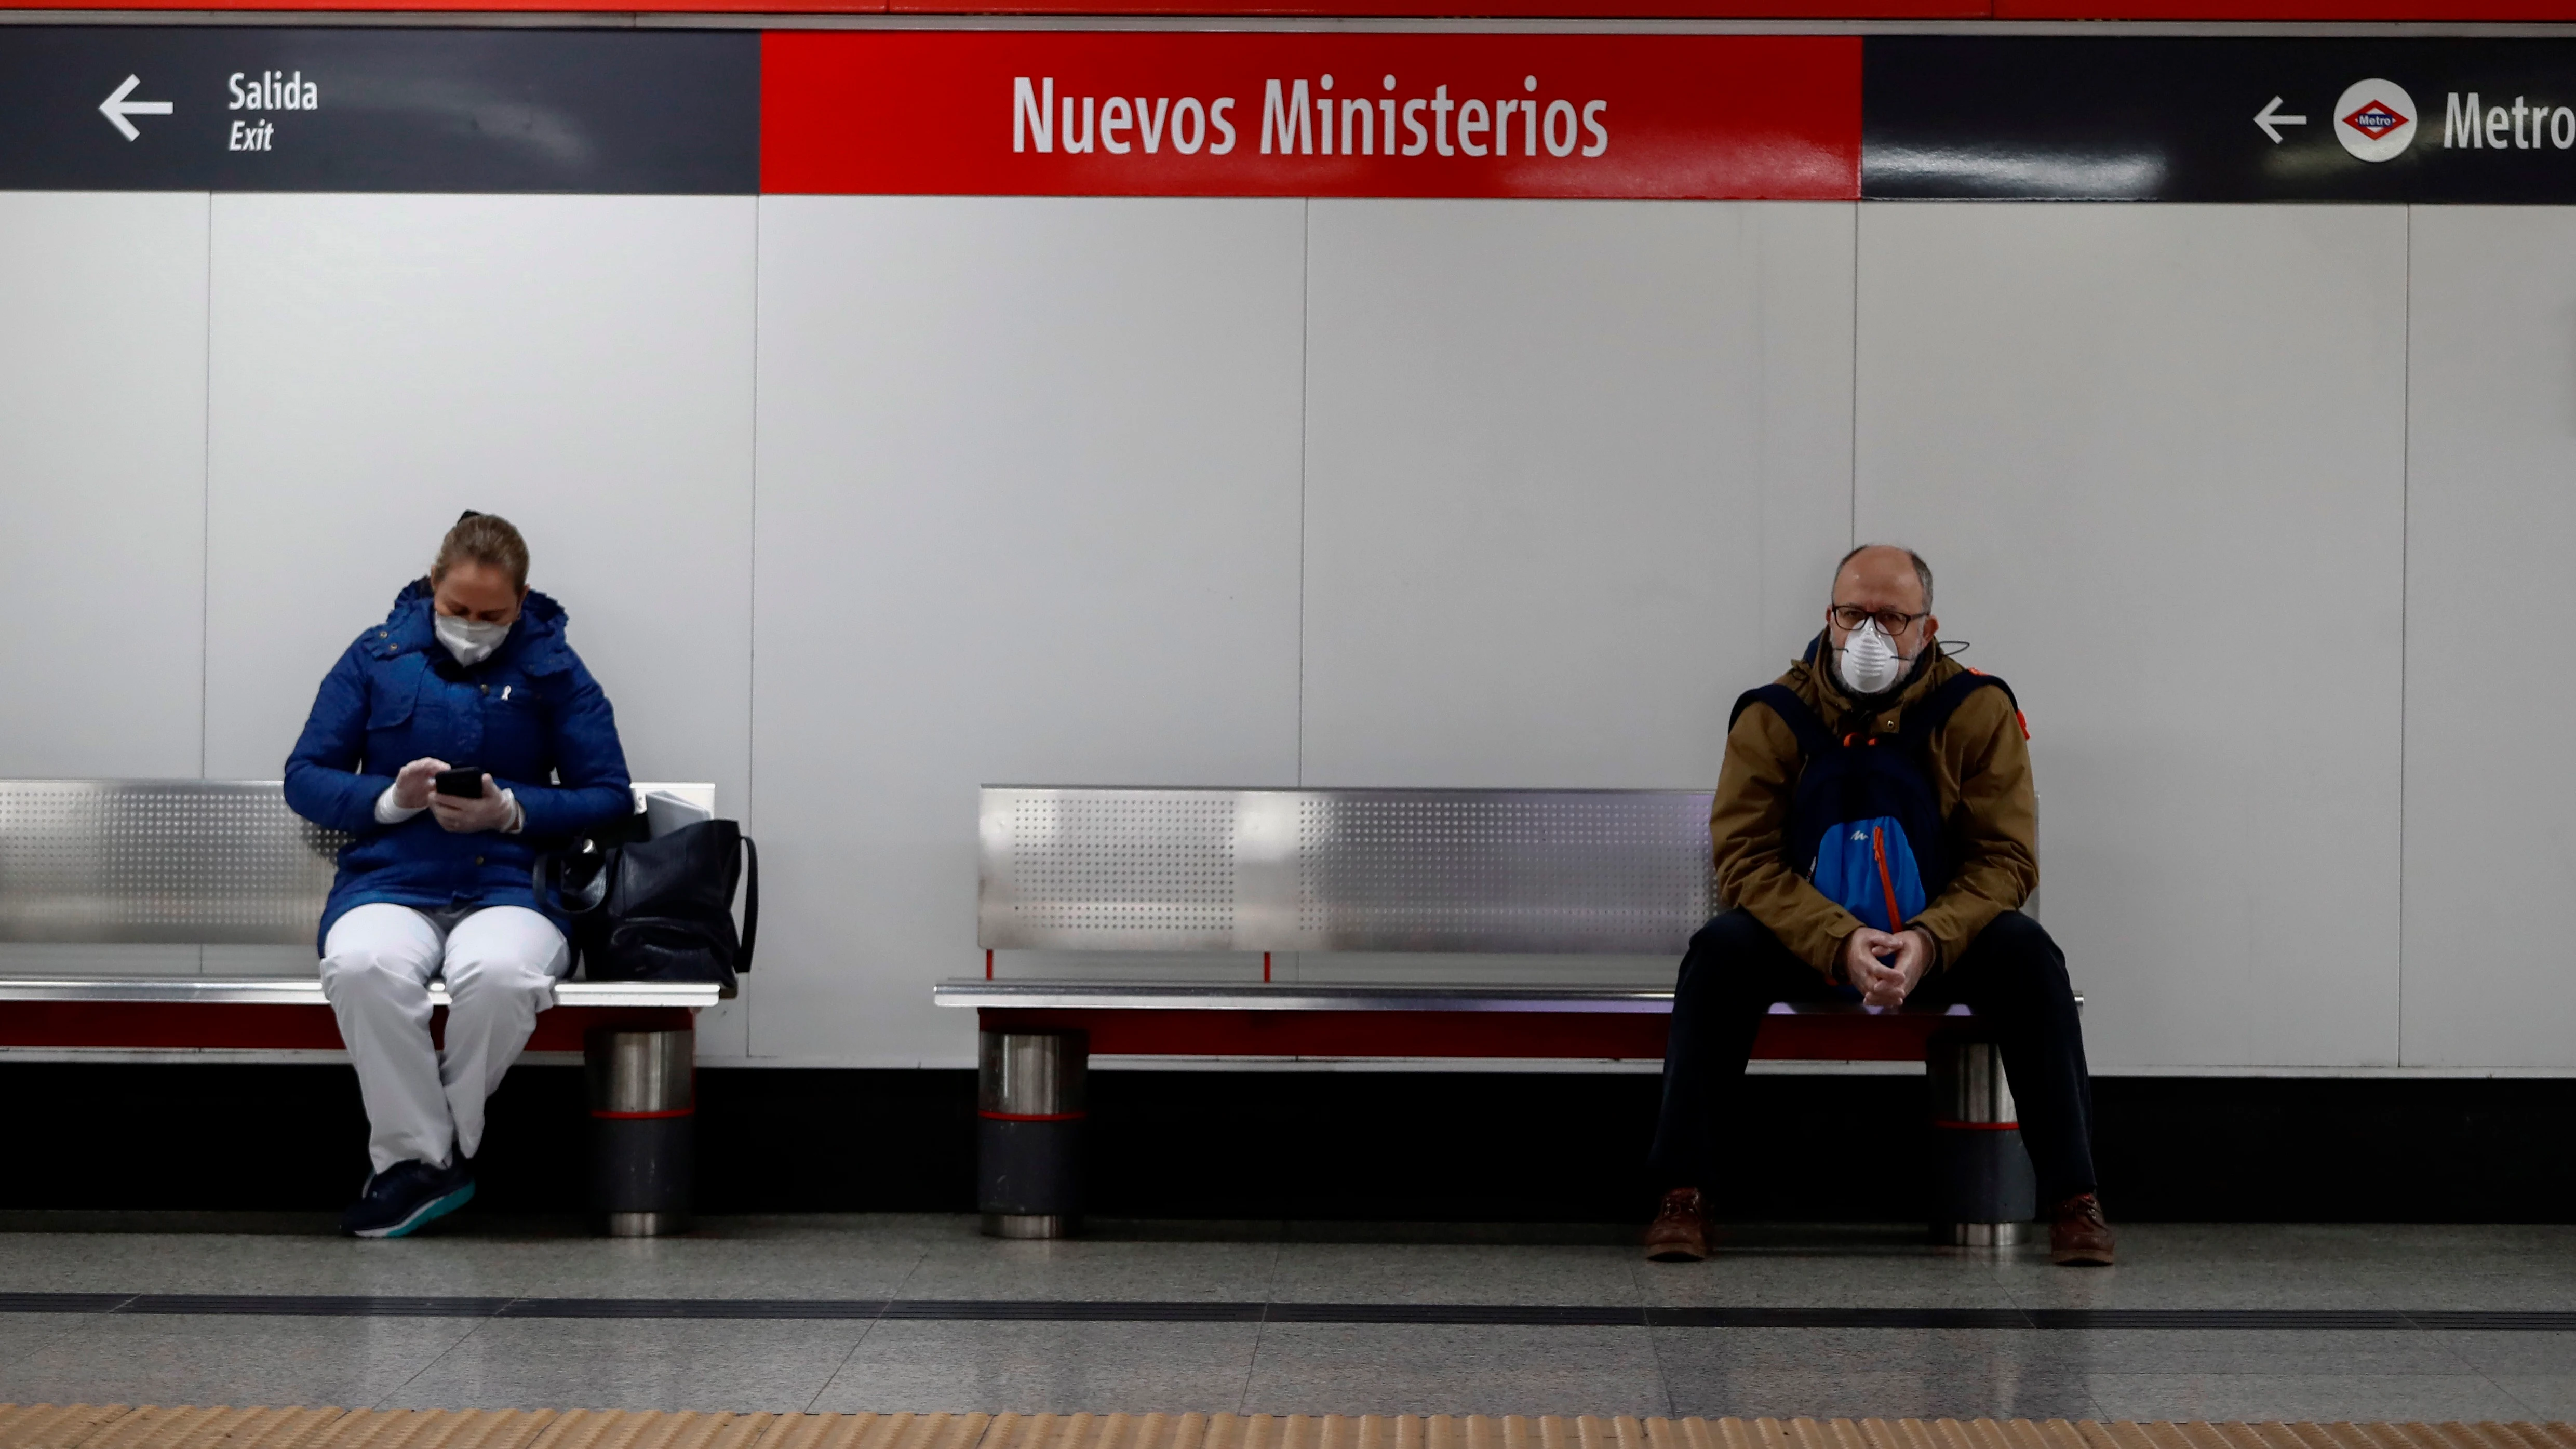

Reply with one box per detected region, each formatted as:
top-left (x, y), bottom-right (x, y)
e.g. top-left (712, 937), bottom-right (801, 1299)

top-left (938, 786), bottom-right (2043, 1243)
top-left (0, 777), bottom-right (723, 1233)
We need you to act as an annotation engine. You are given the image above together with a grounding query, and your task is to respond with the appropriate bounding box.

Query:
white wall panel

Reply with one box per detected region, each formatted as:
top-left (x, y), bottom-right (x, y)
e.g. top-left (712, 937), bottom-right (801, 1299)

top-left (1855, 204), bottom-right (2407, 1070)
top-left (1300, 201), bottom-right (1855, 792)
top-left (0, 193), bottom-right (208, 778)
top-left (197, 196), bottom-right (756, 1049)
top-left (754, 197), bottom-right (1307, 1066)
top-left (18, 183), bottom-right (2564, 1073)
top-left (2401, 207), bottom-right (2576, 1068)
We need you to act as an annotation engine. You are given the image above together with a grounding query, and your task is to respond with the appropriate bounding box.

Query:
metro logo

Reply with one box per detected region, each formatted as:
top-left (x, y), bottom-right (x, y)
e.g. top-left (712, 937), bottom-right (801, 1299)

top-left (2331, 77), bottom-right (2418, 163)
top-left (762, 32), bottom-right (1859, 200)
top-left (2342, 99), bottom-right (2408, 140)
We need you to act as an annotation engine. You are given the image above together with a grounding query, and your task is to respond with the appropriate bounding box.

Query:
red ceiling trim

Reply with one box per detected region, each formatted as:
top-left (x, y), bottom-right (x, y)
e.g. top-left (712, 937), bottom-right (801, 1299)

top-left (886, 0), bottom-right (1982, 14)
top-left (7, 1), bottom-right (2574, 16)
top-left (1996, 0), bottom-right (2576, 14)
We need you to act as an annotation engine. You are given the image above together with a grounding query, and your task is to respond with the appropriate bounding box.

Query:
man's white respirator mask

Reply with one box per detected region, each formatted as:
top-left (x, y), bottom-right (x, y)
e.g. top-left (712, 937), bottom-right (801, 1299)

top-left (1837, 618), bottom-right (1909, 697)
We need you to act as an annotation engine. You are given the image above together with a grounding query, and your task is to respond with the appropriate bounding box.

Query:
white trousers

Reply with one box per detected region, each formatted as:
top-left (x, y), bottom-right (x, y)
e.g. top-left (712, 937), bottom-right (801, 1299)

top-left (320, 903), bottom-right (570, 1174)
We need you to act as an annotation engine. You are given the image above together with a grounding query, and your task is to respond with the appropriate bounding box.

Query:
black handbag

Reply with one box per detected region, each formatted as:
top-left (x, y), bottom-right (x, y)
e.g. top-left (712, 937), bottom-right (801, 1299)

top-left (539, 820), bottom-right (758, 991)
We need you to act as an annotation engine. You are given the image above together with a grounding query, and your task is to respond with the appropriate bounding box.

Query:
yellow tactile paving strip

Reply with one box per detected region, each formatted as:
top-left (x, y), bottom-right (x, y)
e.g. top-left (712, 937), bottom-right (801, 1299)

top-left (0, 1410), bottom-right (2570, 1449)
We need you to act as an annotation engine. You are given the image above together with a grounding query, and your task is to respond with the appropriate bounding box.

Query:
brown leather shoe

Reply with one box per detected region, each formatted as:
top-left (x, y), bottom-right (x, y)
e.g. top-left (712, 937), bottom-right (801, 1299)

top-left (2049, 1192), bottom-right (2115, 1266)
top-left (1643, 1187), bottom-right (1712, 1263)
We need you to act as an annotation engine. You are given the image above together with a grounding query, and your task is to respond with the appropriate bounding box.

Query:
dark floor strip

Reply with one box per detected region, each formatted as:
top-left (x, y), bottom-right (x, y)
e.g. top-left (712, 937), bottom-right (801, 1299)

top-left (123, 1294), bottom-right (514, 1317)
top-left (883, 1300), bottom-right (1268, 1322)
top-left (1271, 1304), bottom-right (1645, 1326)
top-left (501, 1298), bottom-right (889, 1320)
top-left (1648, 1308), bottom-right (2031, 1329)
top-left (0, 1293), bottom-right (131, 1314)
top-left (4, 1293), bottom-right (2570, 1328)
top-left (2408, 1310), bottom-right (2576, 1331)
top-left (2024, 1309), bottom-right (2419, 1331)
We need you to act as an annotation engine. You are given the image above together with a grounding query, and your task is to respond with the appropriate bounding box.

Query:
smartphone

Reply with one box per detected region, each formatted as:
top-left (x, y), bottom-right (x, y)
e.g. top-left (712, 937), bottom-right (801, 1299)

top-left (433, 768), bottom-right (487, 799)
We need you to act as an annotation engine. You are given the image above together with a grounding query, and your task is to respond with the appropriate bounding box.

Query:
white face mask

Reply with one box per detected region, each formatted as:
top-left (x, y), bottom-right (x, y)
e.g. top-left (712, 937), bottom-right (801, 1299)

top-left (435, 613), bottom-right (512, 667)
top-left (1837, 619), bottom-right (1909, 696)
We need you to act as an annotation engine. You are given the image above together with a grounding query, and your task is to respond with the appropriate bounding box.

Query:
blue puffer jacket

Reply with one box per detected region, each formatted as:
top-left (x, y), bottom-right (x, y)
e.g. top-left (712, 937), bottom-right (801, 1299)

top-left (285, 580), bottom-right (633, 950)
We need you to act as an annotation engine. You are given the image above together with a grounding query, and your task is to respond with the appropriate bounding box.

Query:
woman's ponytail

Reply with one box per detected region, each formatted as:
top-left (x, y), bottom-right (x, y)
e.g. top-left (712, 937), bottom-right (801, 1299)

top-left (433, 511), bottom-right (530, 590)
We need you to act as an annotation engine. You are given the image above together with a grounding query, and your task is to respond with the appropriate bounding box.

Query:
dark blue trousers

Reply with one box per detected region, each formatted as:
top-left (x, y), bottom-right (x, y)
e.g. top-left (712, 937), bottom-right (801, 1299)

top-left (1646, 908), bottom-right (2099, 1205)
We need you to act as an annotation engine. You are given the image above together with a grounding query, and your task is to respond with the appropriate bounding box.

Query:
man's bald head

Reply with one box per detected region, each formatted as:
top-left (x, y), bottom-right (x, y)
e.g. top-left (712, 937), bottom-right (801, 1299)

top-left (1824, 544), bottom-right (1940, 691)
top-left (1833, 544), bottom-right (1933, 613)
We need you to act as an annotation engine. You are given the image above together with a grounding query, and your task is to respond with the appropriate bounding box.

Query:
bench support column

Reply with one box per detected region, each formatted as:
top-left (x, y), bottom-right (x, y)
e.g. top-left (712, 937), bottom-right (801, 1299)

top-left (978, 1026), bottom-right (1086, 1238)
top-left (586, 1026), bottom-right (694, 1237)
top-left (1926, 1034), bottom-right (2036, 1246)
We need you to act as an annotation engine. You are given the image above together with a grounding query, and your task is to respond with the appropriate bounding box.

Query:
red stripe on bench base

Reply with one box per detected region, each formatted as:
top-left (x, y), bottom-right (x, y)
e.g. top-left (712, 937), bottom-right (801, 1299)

top-left (980, 1007), bottom-right (1951, 1061)
top-left (0, 1002), bottom-right (348, 1051)
top-left (536, 1008), bottom-right (697, 1050)
top-left (0, 1003), bottom-right (695, 1053)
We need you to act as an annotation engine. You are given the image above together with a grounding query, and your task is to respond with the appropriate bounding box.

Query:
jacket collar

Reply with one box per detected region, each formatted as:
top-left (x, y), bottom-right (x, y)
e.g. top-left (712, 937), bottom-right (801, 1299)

top-left (377, 578), bottom-right (572, 673)
top-left (1796, 629), bottom-right (1953, 731)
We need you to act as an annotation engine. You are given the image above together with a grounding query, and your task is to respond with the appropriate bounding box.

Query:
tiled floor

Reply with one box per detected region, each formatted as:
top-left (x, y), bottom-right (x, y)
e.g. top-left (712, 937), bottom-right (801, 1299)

top-left (0, 1218), bottom-right (2566, 1420)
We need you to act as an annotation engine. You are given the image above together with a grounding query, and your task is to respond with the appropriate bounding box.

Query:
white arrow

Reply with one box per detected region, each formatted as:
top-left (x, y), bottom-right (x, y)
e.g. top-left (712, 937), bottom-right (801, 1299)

top-left (99, 74), bottom-right (173, 142)
top-left (2254, 95), bottom-right (2309, 144)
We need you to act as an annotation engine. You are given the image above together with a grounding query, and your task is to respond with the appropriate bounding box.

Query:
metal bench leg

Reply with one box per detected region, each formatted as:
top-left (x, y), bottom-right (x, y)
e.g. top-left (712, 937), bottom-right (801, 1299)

top-left (1927, 1034), bottom-right (2037, 1246)
top-left (978, 1027), bottom-right (1087, 1239)
top-left (586, 1026), bottom-right (694, 1237)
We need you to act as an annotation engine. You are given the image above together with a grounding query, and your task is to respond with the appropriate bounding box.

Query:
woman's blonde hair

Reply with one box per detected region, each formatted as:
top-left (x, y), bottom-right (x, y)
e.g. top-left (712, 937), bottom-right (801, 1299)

top-left (433, 510), bottom-right (530, 591)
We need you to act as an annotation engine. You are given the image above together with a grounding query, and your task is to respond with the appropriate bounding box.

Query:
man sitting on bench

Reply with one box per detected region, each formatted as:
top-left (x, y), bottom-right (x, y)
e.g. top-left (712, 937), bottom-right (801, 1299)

top-left (1644, 544), bottom-right (2113, 1267)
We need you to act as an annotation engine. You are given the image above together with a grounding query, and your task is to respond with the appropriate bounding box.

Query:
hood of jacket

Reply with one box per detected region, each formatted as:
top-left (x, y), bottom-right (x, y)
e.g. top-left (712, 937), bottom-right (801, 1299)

top-left (379, 576), bottom-right (573, 673)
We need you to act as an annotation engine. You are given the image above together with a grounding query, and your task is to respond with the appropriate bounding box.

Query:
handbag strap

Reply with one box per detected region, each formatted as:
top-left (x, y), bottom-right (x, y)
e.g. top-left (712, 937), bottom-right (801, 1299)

top-left (735, 834), bottom-right (759, 973)
top-left (529, 842), bottom-right (614, 919)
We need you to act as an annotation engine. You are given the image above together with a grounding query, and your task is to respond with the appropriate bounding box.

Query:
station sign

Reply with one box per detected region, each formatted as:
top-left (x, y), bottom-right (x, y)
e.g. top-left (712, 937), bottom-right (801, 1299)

top-left (1864, 36), bottom-right (2576, 202)
top-left (762, 32), bottom-right (1860, 199)
top-left (2, 27), bottom-right (2574, 202)
top-left (0, 28), bottom-right (757, 193)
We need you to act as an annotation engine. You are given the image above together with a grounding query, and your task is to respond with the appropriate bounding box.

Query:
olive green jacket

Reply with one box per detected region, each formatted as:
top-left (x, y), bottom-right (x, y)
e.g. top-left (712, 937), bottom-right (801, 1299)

top-left (1709, 642), bottom-right (2038, 980)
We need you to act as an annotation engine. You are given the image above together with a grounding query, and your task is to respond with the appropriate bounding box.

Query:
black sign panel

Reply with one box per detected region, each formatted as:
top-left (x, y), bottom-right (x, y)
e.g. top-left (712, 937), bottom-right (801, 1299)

top-left (0, 28), bottom-right (757, 193)
top-left (1866, 37), bottom-right (2576, 202)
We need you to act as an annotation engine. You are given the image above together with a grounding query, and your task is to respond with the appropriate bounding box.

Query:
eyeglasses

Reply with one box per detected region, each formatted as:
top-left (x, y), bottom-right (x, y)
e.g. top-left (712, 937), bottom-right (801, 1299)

top-left (1828, 605), bottom-right (1929, 635)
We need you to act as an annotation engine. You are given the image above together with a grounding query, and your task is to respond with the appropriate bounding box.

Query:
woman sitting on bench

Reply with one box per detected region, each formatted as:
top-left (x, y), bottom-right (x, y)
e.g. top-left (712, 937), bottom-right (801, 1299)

top-left (285, 511), bottom-right (634, 1238)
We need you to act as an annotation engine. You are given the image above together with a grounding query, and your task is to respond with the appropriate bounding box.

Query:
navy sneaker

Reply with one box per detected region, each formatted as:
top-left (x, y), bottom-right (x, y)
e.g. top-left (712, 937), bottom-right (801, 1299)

top-left (342, 1159), bottom-right (475, 1239)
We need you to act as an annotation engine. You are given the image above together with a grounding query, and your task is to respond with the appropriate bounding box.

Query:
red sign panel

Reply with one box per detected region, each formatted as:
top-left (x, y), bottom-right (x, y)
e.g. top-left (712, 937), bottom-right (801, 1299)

top-left (762, 32), bottom-right (1860, 199)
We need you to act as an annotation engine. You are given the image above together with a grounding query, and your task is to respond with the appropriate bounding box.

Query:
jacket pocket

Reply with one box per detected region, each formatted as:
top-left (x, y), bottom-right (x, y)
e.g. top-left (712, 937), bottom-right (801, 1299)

top-left (366, 655), bottom-right (425, 729)
top-left (479, 678), bottom-right (546, 773)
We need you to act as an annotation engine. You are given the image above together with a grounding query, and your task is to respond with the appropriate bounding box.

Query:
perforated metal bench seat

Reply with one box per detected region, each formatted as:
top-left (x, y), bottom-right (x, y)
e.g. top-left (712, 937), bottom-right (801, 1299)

top-left (0, 977), bottom-right (721, 1052)
top-left (959, 785), bottom-right (2004, 1062)
top-left (933, 980), bottom-right (1977, 1061)
top-left (0, 777), bottom-right (722, 1054)
top-left (0, 980), bottom-right (722, 1007)
top-left (0, 777), bottom-right (726, 1233)
top-left (956, 786), bottom-right (2052, 1241)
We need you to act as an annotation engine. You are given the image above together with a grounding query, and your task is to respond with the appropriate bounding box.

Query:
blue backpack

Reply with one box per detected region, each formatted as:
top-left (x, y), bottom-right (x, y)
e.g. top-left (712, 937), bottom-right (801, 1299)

top-left (1728, 663), bottom-right (2017, 935)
